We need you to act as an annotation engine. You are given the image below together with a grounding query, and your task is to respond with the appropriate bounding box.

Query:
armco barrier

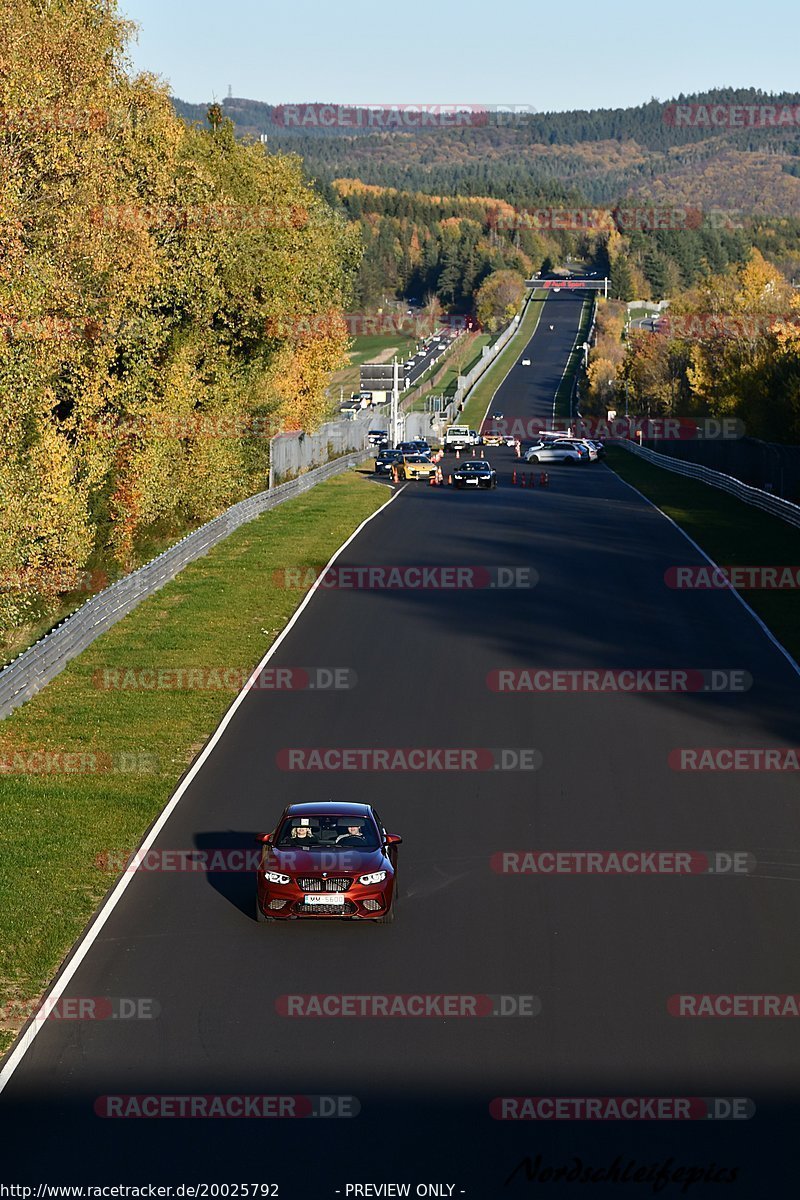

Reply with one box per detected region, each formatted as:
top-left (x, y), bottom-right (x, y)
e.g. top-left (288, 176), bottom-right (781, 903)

top-left (427, 294), bottom-right (535, 439)
top-left (614, 439), bottom-right (800, 529)
top-left (0, 450), bottom-right (370, 721)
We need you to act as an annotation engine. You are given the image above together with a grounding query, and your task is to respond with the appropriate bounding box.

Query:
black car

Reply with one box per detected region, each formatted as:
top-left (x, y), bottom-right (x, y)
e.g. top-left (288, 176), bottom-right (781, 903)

top-left (452, 460), bottom-right (497, 489)
top-left (374, 449), bottom-right (404, 476)
top-left (367, 429), bottom-right (388, 447)
top-left (397, 440), bottom-right (430, 458)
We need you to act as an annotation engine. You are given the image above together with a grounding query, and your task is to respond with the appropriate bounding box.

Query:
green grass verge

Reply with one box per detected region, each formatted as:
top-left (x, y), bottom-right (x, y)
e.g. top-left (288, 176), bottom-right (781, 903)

top-left (606, 445), bottom-right (800, 663)
top-left (459, 291), bottom-right (546, 429)
top-left (330, 332), bottom-right (419, 391)
top-left (0, 468), bottom-right (389, 1056)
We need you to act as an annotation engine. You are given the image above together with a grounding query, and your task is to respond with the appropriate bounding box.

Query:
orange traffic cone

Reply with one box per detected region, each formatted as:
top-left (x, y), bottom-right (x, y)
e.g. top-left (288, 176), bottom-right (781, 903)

top-left (540, 471), bottom-right (549, 488)
top-left (436, 467), bottom-right (443, 486)
top-left (447, 473), bottom-right (453, 486)
top-left (392, 465), bottom-right (399, 483)
top-left (429, 473), bottom-right (436, 486)
top-left (479, 447), bottom-right (484, 458)
top-left (455, 448), bottom-right (460, 460)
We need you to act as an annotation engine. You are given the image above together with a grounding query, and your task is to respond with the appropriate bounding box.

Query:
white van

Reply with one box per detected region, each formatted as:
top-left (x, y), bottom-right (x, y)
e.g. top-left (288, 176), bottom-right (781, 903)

top-left (444, 425), bottom-right (481, 451)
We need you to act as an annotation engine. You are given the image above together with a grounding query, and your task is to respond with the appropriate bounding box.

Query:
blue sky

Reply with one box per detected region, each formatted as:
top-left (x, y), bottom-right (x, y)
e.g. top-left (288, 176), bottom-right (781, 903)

top-left (118, 0), bottom-right (799, 112)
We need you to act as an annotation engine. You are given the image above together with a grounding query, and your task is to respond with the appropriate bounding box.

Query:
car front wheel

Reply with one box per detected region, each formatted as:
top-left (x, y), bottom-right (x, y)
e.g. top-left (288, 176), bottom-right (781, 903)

top-left (527, 455), bottom-right (539, 464)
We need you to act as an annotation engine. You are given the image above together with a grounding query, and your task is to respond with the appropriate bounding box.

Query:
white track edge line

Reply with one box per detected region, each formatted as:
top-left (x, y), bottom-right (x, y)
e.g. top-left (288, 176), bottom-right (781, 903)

top-left (0, 480), bottom-right (405, 1095)
top-left (610, 467), bottom-right (800, 681)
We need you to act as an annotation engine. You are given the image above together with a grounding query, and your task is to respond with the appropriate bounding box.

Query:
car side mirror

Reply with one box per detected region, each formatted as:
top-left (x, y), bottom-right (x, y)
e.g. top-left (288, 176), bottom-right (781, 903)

top-left (385, 834), bottom-right (403, 847)
top-left (254, 833), bottom-right (271, 844)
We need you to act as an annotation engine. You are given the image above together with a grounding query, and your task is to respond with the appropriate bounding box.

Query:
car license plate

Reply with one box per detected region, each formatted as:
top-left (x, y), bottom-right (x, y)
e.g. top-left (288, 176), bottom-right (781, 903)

top-left (304, 893), bottom-right (344, 906)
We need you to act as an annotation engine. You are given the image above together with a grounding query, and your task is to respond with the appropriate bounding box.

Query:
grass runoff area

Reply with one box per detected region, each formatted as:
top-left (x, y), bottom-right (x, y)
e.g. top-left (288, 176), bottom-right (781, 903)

top-left (330, 331), bottom-right (418, 391)
top-left (0, 468), bottom-right (388, 1056)
top-left (606, 445), bottom-right (800, 664)
top-left (459, 289), bottom-right (546, 429)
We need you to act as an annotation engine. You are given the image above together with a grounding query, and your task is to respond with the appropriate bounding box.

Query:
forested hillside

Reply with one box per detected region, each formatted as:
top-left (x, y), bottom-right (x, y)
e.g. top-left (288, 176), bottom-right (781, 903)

top-left (0, 1), bottom-right (358, 643)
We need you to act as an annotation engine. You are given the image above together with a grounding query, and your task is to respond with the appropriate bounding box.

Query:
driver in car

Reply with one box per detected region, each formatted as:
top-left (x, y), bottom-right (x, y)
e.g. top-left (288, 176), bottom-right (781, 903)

top-left (336, 823), bottom-right (367, 847)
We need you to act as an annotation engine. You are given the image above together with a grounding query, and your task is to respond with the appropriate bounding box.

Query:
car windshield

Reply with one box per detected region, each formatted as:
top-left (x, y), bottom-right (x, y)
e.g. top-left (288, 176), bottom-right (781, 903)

top-left (380, 451), bottom-right (401, 460)
top-left (274, 816), bottom-right (380, 850)
top-left (404, 455), bottom-right (426, 463)
top-left (461, 462), bottom-right (488, 471)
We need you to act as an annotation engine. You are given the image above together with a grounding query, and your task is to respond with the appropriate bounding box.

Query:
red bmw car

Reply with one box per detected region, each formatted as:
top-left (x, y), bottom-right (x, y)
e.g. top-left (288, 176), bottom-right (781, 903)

top-left (255, 801), bottom-right (402, 923)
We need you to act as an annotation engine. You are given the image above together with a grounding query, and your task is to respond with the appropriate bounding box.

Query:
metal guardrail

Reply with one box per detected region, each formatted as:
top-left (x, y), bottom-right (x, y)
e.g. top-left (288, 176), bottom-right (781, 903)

top-left (614, 439), bottom-right (800, 529)
top-left (0, 450), bottom-right (371, 721)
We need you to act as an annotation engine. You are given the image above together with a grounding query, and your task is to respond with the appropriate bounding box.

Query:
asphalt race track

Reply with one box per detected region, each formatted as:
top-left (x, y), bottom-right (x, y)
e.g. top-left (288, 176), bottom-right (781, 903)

top-left (2, 293), bottom-right (800, 1196)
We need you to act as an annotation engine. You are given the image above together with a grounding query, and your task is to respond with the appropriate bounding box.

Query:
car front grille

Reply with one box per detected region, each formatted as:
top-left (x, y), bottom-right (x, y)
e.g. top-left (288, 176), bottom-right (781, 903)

top-left (297, 877), bottom-right (352, 892)
top-left (294, 899), bottom-right (358, 915)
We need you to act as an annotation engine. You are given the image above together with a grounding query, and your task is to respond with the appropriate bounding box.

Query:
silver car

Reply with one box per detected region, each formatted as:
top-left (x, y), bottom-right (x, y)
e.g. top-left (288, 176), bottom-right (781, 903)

top-left (524, 440), bottom-right (586, 465)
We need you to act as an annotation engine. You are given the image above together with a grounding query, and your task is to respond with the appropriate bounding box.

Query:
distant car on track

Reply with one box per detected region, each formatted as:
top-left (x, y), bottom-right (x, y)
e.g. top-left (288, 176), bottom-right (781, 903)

top-left (367, 429), bottom-right (388, 447)
top-left (452, 460), bottom-right (497, 489)
top-left (256, 802), bottom-right (402, 923)
top-left (521, 358), bottom-right (531, 366)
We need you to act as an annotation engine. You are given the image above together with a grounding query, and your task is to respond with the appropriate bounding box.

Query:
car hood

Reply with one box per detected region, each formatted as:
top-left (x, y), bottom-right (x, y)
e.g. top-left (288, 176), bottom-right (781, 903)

top-left (267, 847), bottom-right (387, 875)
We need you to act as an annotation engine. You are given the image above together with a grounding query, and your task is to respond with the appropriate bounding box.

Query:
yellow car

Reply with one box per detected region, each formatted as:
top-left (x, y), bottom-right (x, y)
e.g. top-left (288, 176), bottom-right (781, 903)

top-left (401, 454), bottom-right (437, 481)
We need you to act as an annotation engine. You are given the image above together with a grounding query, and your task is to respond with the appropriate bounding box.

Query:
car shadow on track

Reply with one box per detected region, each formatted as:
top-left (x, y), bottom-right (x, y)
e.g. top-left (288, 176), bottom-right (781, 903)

top-left (193, 829), bottom-right (260, 919)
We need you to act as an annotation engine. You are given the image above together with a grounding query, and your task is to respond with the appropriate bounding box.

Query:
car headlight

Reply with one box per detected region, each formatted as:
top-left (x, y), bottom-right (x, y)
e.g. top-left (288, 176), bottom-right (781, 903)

top-left (358, 870), bottom-right (387, 886)
top-left (264, 871), bottom-right (290, 885)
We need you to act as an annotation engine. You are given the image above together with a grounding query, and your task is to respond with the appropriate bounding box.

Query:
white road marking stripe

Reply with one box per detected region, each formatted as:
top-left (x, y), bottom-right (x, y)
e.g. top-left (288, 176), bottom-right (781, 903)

top-left (609, 467), bottom-right (800, 681)
top-left (0, 481), bottom-right (404, 1095)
